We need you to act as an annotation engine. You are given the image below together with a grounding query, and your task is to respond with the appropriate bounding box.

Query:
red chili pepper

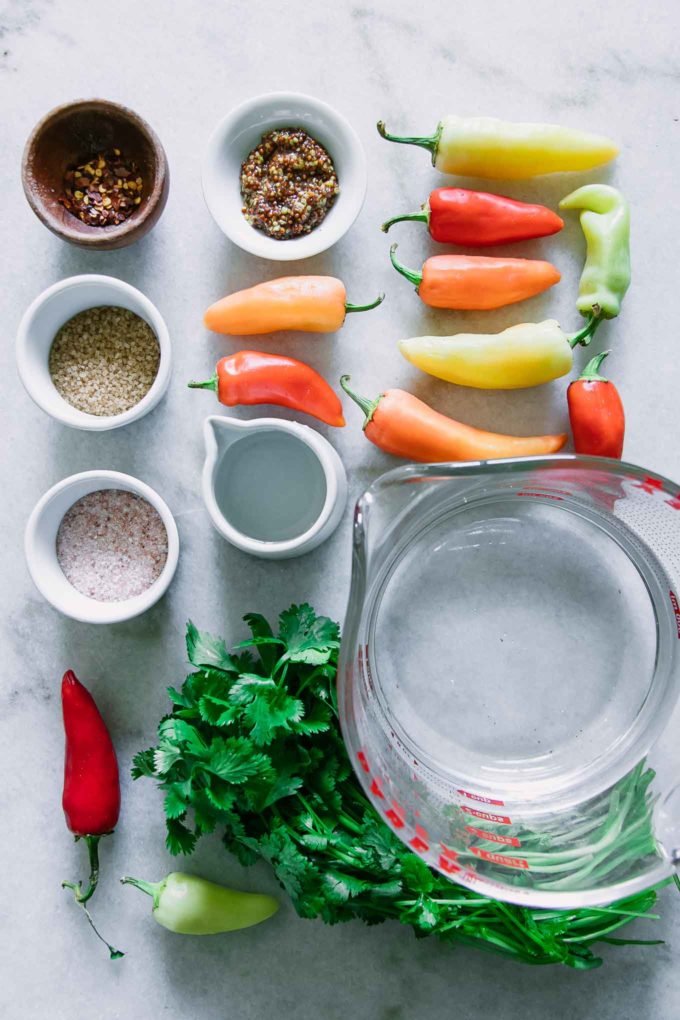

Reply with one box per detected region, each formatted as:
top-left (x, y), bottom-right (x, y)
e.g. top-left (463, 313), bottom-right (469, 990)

top-left (189, 350), bottom-right (345, 427)
top-left (382, 188), bottom-right (564, 246)
top-left (567, 351), bottom-right (625, 458)
top-left (61, 670), bottom-right (123, 959)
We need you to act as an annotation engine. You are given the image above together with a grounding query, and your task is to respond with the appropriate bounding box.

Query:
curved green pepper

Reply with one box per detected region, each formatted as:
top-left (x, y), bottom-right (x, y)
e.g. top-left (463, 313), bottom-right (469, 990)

top-left (121, 872), bottom-right (278, 934)
top-left (559, 184), bottom-right (631, 320)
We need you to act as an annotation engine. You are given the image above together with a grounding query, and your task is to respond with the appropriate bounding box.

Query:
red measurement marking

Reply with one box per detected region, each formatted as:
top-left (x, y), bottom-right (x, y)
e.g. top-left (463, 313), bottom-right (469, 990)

top-left (670, 592), bottom-right (680, 638)
top-left (409, 836), bottom-right (430, 853)
top-left (465, 826), bottom-right (520, 847)
top-left (456, 789), bottom-right (505, 807)
top-left (415, 823), bottom-right (429, 841)
top-left (634, 476), bottom-right (663, 494)
top-left (356, 750), bottom-right (370, 774)
top-left (391, 798), bottom-right (405, 818)
top-left (385, 809), bottom-right (405, 829)
top-left (438, 854), bottom-right (461, 875)
top-left (470, 847), bottom-right (529, 869)
top-left (516, 491), bottom-right (563, 502)
top-left (439, 843), bottom-right (459, 861)
top-left (461, 806), bottom-right (512, 824)
top-left (666, 494), bottom-right (680, 511)
top-left (531, 486), bottom-right (573, 496)
top-left (370, 778), bottom-right (385, 799)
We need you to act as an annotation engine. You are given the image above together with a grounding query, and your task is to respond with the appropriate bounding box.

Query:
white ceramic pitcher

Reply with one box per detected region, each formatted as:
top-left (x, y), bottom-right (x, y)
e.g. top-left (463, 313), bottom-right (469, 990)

top-left (202, 415), bottom-right (347, 559)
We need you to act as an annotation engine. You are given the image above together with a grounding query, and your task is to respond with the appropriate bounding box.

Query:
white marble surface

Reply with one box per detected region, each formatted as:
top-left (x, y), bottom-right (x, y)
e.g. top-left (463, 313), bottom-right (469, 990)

top-left (3, 1), bottom-right (680, 1017)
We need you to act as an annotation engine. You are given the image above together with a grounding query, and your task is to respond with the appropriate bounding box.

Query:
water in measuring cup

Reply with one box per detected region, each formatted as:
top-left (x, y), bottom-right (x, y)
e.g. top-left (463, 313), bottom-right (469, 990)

top-left (214, 431), bottom-right (327, 542)
top-left (372, 498), bottom-right (659, 800)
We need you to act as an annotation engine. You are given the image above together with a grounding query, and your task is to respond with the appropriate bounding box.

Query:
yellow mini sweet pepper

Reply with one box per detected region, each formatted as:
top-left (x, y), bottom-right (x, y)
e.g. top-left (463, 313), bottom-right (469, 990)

top-left (399, 319), bottom-right (597, 390)
top-left (377, 116), bottom-right (619, 179)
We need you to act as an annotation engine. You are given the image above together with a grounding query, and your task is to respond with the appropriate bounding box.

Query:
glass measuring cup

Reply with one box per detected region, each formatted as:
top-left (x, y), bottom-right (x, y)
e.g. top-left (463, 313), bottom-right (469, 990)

top-left (338, 455), bottom-right (680, 908)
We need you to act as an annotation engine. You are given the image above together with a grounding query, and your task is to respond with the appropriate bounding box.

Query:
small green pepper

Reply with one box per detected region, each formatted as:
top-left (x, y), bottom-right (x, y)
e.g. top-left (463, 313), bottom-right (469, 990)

top-left (121, 872), bottom-right (278, 934)
top-left (560, 184), bottom-right (631, 320)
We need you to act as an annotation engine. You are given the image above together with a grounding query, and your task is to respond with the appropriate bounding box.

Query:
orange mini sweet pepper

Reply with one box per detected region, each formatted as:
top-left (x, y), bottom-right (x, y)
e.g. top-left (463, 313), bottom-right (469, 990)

top-left (204, 277), bottom-right (383, 335)
top-left (388, 244), bottom-right (560, 311)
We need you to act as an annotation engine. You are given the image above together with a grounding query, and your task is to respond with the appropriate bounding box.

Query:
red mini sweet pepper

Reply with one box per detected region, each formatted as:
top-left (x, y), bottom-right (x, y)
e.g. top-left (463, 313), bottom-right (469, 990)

top-left (61, 670), bottom-right (123, 958)
top-left (382, 187), bottom-right (564, 246)
top-left (189, 350), bottom-right (345, 427)
top-left (567, 351), bottom-right (625, 458)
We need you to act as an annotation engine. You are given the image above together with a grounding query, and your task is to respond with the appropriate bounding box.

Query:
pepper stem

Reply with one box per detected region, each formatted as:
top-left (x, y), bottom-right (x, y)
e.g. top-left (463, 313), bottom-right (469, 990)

top-left (62, 835), bottom-right (124, 960)
top-left (377, 120), bottom-right (442, 163)
top-left (79, 903), bottom-right (125, 960)
top-left (345, 293), bottom-right (385, 314)
top-left (568, 313), bottom-right (602, 348)
top-left (389, 244), bottom-right (422, 289)
top-left (340, 375), bottom-right (383, 430)
top-left (61, 834), bottom-right (100, 904)
top-left (578, 350), bottom-right (611, 383)
top-left (188, 373), bottom-right (218, 391)
top-left (120, 875), bottom-right (164, 908)
top-left (381, 211), bottom-right (429, 233)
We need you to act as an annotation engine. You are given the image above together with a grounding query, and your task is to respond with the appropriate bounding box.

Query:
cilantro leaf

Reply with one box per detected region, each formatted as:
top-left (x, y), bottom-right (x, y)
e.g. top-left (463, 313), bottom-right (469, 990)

top-left (166, 819), bottom-right (197, 856)
top-left (153, 744), bottom-right (182, 776)
top-left (186, 621), bottom-right (238, 673)
top-left (203, 736), bottom-right (272, 784)
top-left (131, 748), bottom-right (156, 779)
top-left (408, 896), bottom-right (439, 932)
top-left (204, 777), bottom-right (237, 813)
top-left (158, 718), bottom-right (207, 757)
top-left (257, 831), bottom-right (315, 902)
top-left (401, 854), bottom-right (435, 894)
top-left (278, 604), bottom-right (340, 665)
top-left (291, 700), bottom-right (332, 736)
top-left (228, 674), bottom-right (276, 705)
top-left (242, 688), bottom-right (304, 746)
top-left (259, 769), bottom-right (303, 809)
top-left (362, 815), bottom-right (401, 871)
top-left (243, 612), bottom-right (281, 673)
top-left (190, 790), bottom-right (220, 835)
top-left (322, 871), bottom-right (370, 903)
top-left (164, 783), bottom-right (190, 820)
top-left (198, 696), bottom-right (237, 727)
top-left (166, 686), bottom-right (195, 709)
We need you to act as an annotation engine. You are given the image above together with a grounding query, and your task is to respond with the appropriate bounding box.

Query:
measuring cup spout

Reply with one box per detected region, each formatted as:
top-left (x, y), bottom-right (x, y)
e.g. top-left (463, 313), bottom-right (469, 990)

top-left (352, 462), bottom-right (493, 579)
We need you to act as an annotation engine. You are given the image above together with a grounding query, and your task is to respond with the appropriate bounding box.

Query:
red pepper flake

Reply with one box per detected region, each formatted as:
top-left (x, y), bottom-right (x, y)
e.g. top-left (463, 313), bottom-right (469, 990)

top-left (58, 148), bottom-right (144, 227)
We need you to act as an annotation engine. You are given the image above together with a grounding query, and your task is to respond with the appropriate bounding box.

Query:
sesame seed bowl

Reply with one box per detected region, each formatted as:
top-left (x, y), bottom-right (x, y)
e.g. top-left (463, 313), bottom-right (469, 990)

top-left (25, 470), bottom-right (179, 625)
top-left (16, 274), bottom-right (172, 430)
top-left (202, 92), bottom-right (367, 260)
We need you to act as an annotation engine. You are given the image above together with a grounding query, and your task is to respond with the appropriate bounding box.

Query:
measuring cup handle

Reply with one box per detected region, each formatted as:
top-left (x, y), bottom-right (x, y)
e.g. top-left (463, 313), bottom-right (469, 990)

top-left (654, 782), bottom-right (680, 869)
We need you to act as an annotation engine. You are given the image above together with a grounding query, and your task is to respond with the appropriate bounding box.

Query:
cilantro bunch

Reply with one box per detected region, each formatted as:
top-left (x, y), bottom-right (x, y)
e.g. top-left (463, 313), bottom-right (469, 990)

top-left (133, 604), bottom-right (669, 969)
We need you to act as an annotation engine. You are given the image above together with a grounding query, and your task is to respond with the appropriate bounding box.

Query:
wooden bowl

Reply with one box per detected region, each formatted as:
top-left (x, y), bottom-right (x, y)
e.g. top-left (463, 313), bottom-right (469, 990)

top-left (22, 99), bottom-right (169, 250)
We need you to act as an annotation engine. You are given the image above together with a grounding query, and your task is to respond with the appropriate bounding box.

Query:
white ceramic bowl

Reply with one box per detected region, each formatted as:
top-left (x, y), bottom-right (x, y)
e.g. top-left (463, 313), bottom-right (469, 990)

top-left (25, 470), bottom-right (179, 624)
top-left (16, 274), bottom-right (171, 430)
top-left (202, 92), bottom-right (367, 260)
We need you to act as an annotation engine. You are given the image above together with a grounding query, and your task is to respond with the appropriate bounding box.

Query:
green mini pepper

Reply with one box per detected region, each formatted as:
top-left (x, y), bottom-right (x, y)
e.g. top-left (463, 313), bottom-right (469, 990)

top-left (560, 184), bottom-right (631, 320)
top-left (121, 872), bottom-right (279, 935)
